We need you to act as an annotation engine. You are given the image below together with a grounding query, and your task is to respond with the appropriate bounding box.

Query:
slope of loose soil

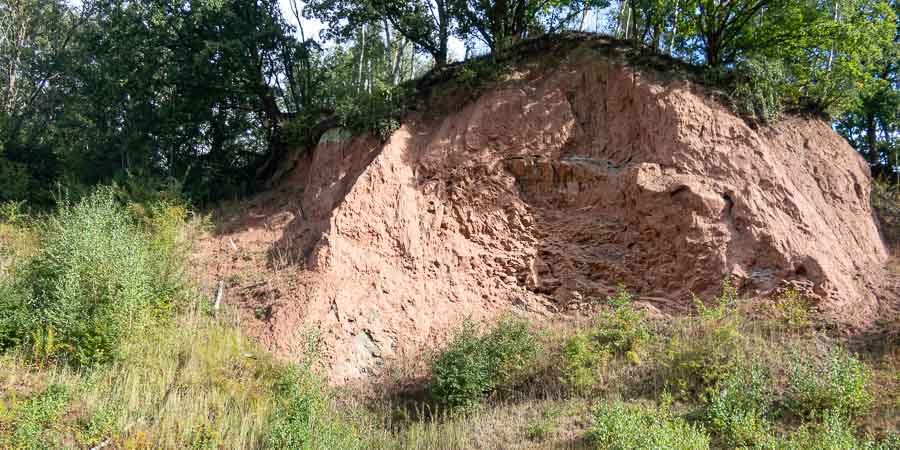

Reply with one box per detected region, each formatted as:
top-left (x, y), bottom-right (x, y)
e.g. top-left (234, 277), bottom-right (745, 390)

top-left (200, 38), bottom-right (890, 383)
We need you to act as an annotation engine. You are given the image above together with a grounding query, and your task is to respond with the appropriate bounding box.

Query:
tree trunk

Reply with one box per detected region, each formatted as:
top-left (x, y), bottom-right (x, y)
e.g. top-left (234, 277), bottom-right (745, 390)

top-left (409, 44), bottom-right (415, 79)
top-left (436, 0), bottom-right (449, 66)
top-left (357, 25), bottom-right (366, 94)
top-left (866, 112), bottom-right (878, 157)
top-left (624, 4), bottom-right (632, 40)
top-left (669, 0), bottom-right (679, 55)
top-left (3, 1), bottom-right (28, 115)
top-left (706, 34), bottom-right (720, 67)
top-left (392, 37), bottom-right (407, 85)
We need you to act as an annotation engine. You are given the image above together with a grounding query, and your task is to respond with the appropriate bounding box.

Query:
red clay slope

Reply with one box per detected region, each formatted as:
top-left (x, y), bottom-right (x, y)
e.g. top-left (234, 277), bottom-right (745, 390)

top-left (201, 41), bottom-right (889, 383)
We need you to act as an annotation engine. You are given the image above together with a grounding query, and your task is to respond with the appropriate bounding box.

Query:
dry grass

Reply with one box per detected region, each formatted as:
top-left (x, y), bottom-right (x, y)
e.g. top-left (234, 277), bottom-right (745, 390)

top-left (862, 350), bottom-right (900, 437)
top-left (4, 198), bottom-right (900, 449)
top-left (0, 210), bottom-right (293, 449)
top-left (338, 289), bottom-right (899, 449)
top-left (0, 305), bottom-right (284, 449)
top-left (888, 254), bottom-right (900, 275)
top-left (0, 222), bottom-right (39, 278)
top-left (352, 396), bottom-right (593, 450)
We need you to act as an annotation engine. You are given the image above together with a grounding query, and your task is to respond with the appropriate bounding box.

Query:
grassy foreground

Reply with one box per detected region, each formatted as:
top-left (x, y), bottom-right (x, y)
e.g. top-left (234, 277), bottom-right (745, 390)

top-left (1, 191), bottom-right (898, 449)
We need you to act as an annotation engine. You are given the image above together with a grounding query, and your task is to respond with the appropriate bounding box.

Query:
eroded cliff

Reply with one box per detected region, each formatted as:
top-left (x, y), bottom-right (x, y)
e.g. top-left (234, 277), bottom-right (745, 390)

top-left (201, 39), bottom-right (889, 382)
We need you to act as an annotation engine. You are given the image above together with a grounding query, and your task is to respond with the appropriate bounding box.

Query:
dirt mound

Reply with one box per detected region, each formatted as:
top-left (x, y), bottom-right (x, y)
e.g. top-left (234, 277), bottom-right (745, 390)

top-left (201, 42), bottom-right (889, 382)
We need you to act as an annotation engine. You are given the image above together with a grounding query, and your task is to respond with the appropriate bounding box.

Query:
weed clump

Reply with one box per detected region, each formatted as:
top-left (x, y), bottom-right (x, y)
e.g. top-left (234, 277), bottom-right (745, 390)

top-left (525, 406), bottom-right (560, 442)
top-left (663, 280), bottom-right (748, 402)
top-left (780, 410), bottom-right (888, 450)
top-left (0, 384), bottom-right (70, 449)
top-left (787, 348), bottom-right (872, 420)
top-left (0, 189), bottom-right (189, 365)
top-left (704, 365), bottom-right (775, 448)
top-left (429, 315), bottom-right (540, 410)
top-left (264, 365), bottom-right (361, 449)
top-left (586, 400), bottom-right (710, 449)
top-left (560, 287), bottom-right (650, 391)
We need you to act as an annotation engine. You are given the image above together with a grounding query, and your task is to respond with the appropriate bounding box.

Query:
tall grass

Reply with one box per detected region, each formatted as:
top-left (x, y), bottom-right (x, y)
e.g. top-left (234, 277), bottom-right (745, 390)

top-left (0, 189), bottom-right (189, 365)
top-left (0, 306), bottom-right (283, 448)
top-left (370, 282), bottom-right (899, 449)
top-left (2, 190), bottom-right (898, 449)
top-left (0, 189), bottom-right (355, 449)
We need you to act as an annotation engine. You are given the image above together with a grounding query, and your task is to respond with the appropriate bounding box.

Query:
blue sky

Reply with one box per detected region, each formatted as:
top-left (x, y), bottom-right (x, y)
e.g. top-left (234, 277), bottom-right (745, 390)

top-left (278, 1), bottom-right (618, 62)
top-left (278, 0), bottom-right (470, 60)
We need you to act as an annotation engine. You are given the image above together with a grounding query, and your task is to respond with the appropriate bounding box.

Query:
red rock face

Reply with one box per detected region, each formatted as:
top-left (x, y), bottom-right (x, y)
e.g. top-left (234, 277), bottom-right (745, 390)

top-left (201, 50), bottom-right (888, 383)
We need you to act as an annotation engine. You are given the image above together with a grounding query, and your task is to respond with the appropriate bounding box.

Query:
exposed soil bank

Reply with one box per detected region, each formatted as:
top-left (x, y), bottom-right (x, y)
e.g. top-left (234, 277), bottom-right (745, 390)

top-left (201, 41), bottom-right (889, 382)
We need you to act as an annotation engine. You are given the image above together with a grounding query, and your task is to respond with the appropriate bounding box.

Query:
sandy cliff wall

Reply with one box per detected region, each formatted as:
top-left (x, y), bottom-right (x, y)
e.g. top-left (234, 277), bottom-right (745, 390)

top-left (203, 46), bottom-right (889, 382)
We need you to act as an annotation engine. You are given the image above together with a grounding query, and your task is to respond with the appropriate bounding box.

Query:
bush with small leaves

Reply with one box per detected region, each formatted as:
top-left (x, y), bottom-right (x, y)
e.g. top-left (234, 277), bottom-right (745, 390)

top-left (429, 319), bottom-right (496, 410)
top-left (0, 281), bottom-right (29, 350)
top-left (264, 365), bottom-right (360, 449)
top-left (586, 401), bottom-right (711, 450)
top-left (429, 315), bottom-right (540, 410)
top-left (779, 410), bottom-right (890, 450)
top-left (787, 348), bottom-right (872, 420)
top-left (0, 200), bottom-right (28, 224)
top-left (7, 189), bottom-right (189, 365)
top-left (560, 332), bottom-right (608, 391)
top-left (0, 384), bottom-right (70, 450)
top-left (560, 287), bottom-right (650, 391)
top-left (19, 190), bottom-right (157, 365)
top-left (765, 287), bottom-right (812, 331)
top-left (704, 365), bottom-right (775, 447)
top-left (454, 58), bottom-right (505, 88)
top-left (664, 280), bottom-right (747, 402)
top-left (727, 57), bottom-right (787, 123)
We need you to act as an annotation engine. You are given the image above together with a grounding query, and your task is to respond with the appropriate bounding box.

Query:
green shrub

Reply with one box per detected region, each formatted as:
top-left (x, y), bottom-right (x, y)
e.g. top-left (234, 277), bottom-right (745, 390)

top-left (0, 158), bottom-right (29, 202)
top-left (704, 365), bottom-right (775, 447)
top-left (0, 200), bottom-right (28, 224)
top-left (137, 199), bottom-right (192, 314)
top-left (787, 348), bottom-right (872, 420)
top-left (779, 410), bottom-right (888, 450)
top-left (454, 58), bottom-right (505, 88)
top-left (592, 301), bottom-right (650, 358)
top-left (560, 287), bottom-right (650, 391)
top-left (10, 189), bottom-right (186, 365)
top-left (664, 281), bottom-right (747, 402)
top-left (586, 401), bottom-right (710, 450)
top-left (0, 280), bottom-right (29, 350)
top-left (765, 287), bottom-right (813, 331)
top-left (429, 316), bottom-right (540, 410)
top-left (560, 332), bottom-right (606, 391)
top-left (334, 83), bottom-right (404, 140)
top-left (727, 57), bottom-right (787, 123)
top-left (0, 384), bottom-right (70, 450)
top-left (373, 118), bottom-right (400, 142)
top-left (264, 365), bottom-right (360, 449)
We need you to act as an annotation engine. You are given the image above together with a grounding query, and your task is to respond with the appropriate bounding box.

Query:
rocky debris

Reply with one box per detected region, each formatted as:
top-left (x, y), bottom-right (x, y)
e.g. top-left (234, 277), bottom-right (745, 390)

top-left (200, 42), bottom-right (888, 383)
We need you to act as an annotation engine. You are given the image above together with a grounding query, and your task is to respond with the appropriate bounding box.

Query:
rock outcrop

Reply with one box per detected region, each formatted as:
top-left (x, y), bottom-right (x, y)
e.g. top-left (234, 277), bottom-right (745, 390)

top-left (202, 38), bottom-right (889, 382)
